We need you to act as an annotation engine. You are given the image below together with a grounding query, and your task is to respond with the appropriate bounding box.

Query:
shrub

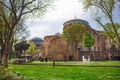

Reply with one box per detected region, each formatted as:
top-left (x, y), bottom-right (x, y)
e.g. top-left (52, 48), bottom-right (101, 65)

top-left (0, 67), bottom-right (25, 80)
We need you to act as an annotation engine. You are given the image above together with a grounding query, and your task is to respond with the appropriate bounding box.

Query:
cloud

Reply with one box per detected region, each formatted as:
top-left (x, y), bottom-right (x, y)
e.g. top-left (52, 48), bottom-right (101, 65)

top-left (27, 0), bottom-right (101, 39)
top-left (27, 19), bottom-right (65, 39)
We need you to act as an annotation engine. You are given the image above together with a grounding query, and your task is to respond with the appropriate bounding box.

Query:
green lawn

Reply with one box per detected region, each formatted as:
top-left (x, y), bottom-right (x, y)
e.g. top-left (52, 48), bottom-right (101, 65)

top-left (9, 61), bottom-right (120, 80)
top-left (28, 61), bottom-right (120, 66)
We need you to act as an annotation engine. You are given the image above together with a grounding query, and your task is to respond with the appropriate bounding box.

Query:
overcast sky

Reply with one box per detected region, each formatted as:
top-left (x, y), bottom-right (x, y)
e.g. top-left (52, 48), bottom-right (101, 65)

top-left (26, 0), bottom-right (119, 39)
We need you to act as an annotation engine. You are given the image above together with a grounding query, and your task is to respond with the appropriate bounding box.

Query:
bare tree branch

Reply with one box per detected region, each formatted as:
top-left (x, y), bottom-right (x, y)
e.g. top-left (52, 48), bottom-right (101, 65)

top-left (21, 7), bottom-right (39, 15)
top-left (24, 0), bottom-right (35, 7)
top-left (0, 1), bottom-right (11, 10)
top-left (96, 19), bottom-right (119, 45)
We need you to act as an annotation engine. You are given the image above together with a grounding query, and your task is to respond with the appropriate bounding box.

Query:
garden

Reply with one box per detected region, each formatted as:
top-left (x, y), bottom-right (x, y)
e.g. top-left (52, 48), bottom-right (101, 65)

top-left (7, 61), bottom-right (120, 80)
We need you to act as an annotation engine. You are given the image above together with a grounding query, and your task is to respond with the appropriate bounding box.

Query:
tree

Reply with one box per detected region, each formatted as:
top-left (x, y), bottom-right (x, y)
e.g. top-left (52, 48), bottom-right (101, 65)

top-left (62, 23), bottom-right (86, 60)
top-left (14, 19), bottom-right (30, 42)
top-left (48, 40), bottom-right (59, 66)
top-left (82, 32), bottom-right (95, 55)
top-left (81, 0), bottom-right (120, 46)
top-left (14, 41), bottom-right (30, 57)
top-left (57, 39), bottom-right (68, 61)
top-left (48, 38), bottom-right (67, 66)
top-left (27, 41), bottom-right (37, 54)
top-left (0, 0), bottom-right (54, 67)
top-left (103, 23), bottom-right (120, 47)
top-left (9, 19), bottom-right (30, 60)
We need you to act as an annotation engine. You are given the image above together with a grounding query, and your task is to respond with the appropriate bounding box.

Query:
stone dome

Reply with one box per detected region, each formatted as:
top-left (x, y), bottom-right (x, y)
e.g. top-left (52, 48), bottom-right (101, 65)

top-left (55, 32), bottom-right (61, 36)
top-left (31, 37), bottom-right (43, 41)
top-left (31, 37), bottom-right (43, 46)
top-left (63, 19), bottom-right (90, 30)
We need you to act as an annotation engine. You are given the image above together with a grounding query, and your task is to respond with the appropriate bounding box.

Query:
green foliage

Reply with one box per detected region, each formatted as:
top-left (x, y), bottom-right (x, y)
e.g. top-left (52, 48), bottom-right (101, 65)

top-left (0, 0), bottom-right (54, 67)
top-left (81, 0), bottom-right (120, 46)
top-left (14, 41), bottom-right (30, 51)
top-left (82, 0), bottom-right (115, 15)
top-left (63, 23), bottom-right (86, 43)
top-left (62, 24), bottom-right (86, 59)
top-left (82, 32), bottom-right (95, 48)
top-left (63, 23), bottom-right (86, 57)
top-left (27, 41), bottom-right (37, 53)
top-left (0, 67), bottom-right (25, 80)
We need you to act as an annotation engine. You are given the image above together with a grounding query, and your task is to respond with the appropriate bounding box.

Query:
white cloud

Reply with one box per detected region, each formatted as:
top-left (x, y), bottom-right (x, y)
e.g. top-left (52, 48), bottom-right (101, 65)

top-left (44, 0), bottom-right (83, 19)
top-left (27, 0), bottom-right (99, 39)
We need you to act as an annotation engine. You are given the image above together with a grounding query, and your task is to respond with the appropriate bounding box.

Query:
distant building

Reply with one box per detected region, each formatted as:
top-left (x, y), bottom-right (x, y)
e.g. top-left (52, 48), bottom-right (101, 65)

top-left (41, 19), bottom-right (120, 61)
top-left (31, 37), bottom-right (43, 49)
top-left (55, 32), bottom-right (61, 36)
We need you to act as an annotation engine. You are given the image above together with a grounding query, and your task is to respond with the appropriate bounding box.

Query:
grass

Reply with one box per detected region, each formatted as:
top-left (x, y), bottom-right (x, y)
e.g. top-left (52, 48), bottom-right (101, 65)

top-left (28, 61), bottom-right (120, 66)
top-left (9, 61), bottom-right (120, 80)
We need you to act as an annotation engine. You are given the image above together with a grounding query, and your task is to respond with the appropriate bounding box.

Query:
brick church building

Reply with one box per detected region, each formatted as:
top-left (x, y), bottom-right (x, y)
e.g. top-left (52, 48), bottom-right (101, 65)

top-left (40, 19), bottom-right (119, 61)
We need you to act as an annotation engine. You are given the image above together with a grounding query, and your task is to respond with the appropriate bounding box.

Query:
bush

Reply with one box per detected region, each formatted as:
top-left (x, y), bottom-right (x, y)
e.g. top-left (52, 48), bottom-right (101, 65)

top-left (13, 59), bottom-right (26, 64)
top-left (0, 67), bottom-right (25, 80)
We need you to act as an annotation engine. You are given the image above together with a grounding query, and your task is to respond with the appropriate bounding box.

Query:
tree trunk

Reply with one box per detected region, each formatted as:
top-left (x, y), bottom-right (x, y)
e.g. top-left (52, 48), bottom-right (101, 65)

top-left (9, 39), bottom-right (14, 60)
top-left (0, 51), bottom-right (2, 65)
top-left (0, 44), bottom-right (5, 65)
top-left (74, 43), bottom-right (78, 60)
top-left (2, 42), bottom-right (9, 68)
top-left (88, 47), bottom-right (91, 56)
top-left (2, 51), bottom-right (9, 68)
top-left (53, 60), bottom-right (55, 67)
top-left (0, 49), bottom-right (2, 65)
top-left (52, 56), bottom-right (55, 67)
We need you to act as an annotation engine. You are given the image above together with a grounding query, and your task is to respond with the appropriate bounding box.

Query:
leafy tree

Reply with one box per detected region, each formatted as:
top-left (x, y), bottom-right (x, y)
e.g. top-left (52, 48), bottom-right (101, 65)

top-left (81, 0), bottom-right (120, 46)
top-left (15, 41), bottom-right (30, 54)
top-left (82, 32), bottom-right (95, 55)
top-left (62, 23), bottom-right (86, 60)
top-left (0, 0), bottom-right (54, 67)
top-left (27, 41), bottom-right (37, 54)
top-left (9, 19), bottom-right (30, 60)
top-left (0, 10), bottom-right (9, 64)
top-left (14, 41), bottom-right (30, 57)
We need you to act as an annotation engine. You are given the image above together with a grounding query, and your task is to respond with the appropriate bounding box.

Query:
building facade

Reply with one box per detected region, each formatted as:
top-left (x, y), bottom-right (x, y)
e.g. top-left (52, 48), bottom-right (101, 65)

top-left (63, 19), bottom-right (111, 61)
top-left (41, 35), bottom-right (67, 60)
top-left (41, 19), bottom-right (116, 61)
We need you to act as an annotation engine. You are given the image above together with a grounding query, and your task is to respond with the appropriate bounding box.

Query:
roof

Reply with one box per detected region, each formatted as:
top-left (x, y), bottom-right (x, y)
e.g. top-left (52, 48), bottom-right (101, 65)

top-left (31, 37), bottom-right (43, 46)
top-left (55, 32), bottom-right (61, 36)
top-left (31, 37), bottom-right (43, 41)
top-left (63, 19), bottom-right (89, 27)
